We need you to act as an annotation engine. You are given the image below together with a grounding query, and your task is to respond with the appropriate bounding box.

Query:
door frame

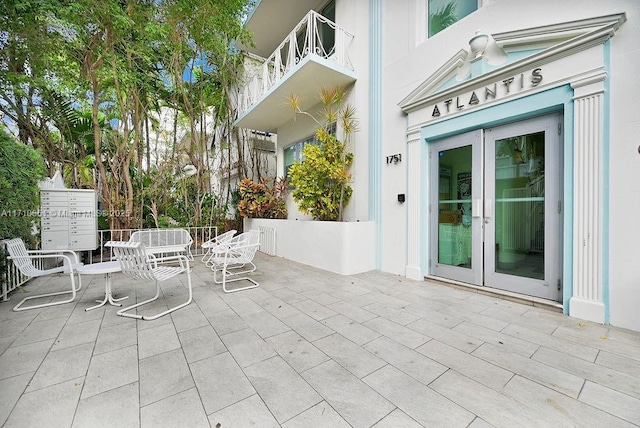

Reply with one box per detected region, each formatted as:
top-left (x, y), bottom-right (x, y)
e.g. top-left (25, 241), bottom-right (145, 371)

top-left (427, 113), bottom-right (563, 301)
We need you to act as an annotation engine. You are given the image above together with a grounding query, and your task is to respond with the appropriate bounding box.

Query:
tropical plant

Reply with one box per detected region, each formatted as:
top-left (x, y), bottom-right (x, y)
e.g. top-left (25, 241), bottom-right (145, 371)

top-left (236, 177), bottom-right (288, 219)
top-left (287, 86), bottom-right (358, 221)
top-left (428, 0), bottom-right (458, 37)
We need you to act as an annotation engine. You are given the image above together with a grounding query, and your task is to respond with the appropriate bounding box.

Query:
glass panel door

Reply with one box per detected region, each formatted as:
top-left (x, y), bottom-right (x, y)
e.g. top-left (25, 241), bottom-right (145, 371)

top-left (430, 130), bottom-right (482, 286)
top-left (484, 114), bottom-right (562, 301)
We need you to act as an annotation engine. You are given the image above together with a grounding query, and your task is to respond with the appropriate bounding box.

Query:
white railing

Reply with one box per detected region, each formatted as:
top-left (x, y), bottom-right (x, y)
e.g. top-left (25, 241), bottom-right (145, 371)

top-left (1, 227), bottom-right (219, 301)
top-left (239, 10), bottom-right (354, 115)
top-left (94, 226), bottom-right (218, 263)
top-left (258, 226), bottom-right (276, 256)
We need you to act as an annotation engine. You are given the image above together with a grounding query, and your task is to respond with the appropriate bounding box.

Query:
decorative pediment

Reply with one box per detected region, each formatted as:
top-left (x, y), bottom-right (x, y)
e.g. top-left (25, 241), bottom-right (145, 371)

top-left (399, 13), bottom-right (626, 114)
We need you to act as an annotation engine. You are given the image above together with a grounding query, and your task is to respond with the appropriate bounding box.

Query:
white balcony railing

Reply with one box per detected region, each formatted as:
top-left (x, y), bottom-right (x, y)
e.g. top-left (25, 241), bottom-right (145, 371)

top-left (238, 10), bottom-right (355, 116)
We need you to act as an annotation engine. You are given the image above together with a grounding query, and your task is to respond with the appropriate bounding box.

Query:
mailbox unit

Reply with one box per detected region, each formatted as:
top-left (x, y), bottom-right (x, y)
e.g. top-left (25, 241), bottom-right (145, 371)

top-left (41, 189), bottom-right (98, 251)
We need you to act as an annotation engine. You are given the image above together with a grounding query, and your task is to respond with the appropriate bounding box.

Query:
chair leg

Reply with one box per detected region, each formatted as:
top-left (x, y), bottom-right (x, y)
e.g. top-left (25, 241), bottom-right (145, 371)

top-left (116, 271), bottom-right (193, 321)
top-left (214, 263), bottom-right (259, 293)
top-left (13, 273), bottom-right (81, 311)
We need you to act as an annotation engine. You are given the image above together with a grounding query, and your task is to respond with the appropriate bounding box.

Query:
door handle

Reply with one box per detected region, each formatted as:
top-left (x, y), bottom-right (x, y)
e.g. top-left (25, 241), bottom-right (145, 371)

top-left (484, 198), bottom-right (493, 224)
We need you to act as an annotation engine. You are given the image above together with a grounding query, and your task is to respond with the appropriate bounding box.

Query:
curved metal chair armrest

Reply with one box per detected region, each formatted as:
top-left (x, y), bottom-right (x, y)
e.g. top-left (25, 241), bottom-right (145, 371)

top-left (25, 249), bottom-right (81, 263)
top-left (152, 254), bottom-right (189, 269)
top-left (9, 252), bottom-right (75, 266)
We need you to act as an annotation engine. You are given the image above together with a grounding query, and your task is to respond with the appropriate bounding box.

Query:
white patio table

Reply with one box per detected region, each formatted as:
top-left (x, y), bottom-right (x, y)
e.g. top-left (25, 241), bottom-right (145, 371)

top-left (76, 261), bottom-right (128, 311)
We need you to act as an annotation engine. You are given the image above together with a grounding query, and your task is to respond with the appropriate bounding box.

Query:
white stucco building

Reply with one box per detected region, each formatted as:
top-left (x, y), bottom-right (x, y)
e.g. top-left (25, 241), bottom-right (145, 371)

top-left (235, 0), bottom-right (640, 332)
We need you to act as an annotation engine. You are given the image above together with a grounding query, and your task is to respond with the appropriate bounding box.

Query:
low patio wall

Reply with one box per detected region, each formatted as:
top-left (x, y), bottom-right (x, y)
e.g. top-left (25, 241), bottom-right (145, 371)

top-left (244, 218), bottom-right (375, 275)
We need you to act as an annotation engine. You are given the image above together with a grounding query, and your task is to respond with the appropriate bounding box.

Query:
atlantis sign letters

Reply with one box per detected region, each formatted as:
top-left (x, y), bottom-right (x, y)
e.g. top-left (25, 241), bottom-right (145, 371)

top-left (431, 68), bottom-right (543, 118)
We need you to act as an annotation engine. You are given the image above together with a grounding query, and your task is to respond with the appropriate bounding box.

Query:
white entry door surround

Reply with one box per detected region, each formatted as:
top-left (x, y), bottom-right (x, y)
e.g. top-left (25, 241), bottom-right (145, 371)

top-left (399, 14), bottom-right (626, 325)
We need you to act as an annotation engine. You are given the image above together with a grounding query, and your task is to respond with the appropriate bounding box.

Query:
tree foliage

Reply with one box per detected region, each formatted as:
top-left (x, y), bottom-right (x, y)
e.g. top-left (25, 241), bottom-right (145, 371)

top-left (0, 0), bottom-right (253, 230)
top-left (288, 86), bottom-right (358, 221)
top-left (0, 128), bottom-right (46, 244)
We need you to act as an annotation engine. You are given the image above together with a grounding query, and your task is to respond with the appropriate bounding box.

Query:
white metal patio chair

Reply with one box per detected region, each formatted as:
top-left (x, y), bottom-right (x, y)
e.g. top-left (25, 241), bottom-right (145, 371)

top-left (106, 240), bottom-right (192, 320)
top-left (209, 230), bottom-right (260, 293)
top-left (201, 229), bottom-right (236, 265)
top-left (5, 238), bottom-right (83, 311)
top-left (129, 228), bottom-right (194, 261)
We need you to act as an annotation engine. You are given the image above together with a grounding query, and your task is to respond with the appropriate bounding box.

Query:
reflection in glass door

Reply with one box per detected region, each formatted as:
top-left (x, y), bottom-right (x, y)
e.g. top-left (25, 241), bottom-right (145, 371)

top-left (429, 115), bottom-right (562, 301)
top-left (484, 114), bottom-right (562, 301)
top-left (430, 130), bottom-right (482, 286)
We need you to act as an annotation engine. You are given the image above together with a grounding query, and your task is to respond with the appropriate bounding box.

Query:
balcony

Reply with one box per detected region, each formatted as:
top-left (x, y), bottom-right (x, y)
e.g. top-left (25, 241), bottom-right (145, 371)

top-left (235, 10), bottom-right (357, 133)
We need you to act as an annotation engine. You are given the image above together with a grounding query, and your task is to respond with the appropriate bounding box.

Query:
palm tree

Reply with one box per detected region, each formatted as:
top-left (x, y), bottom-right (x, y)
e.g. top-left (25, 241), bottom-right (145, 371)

top-left (429, 0), bottom-right (458, 37)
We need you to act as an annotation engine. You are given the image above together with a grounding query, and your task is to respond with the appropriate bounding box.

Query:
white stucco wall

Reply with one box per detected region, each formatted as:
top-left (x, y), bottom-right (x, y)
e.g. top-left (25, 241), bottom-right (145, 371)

top-left (377, 0), bottom-right (640, 330)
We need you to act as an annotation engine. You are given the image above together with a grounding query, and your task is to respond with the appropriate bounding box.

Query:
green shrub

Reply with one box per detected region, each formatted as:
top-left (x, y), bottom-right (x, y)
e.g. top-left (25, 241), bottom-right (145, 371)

top-left (236, 177), bottom-right (288, 219)
top-left (289, 129), bottom-right (353, 221)
top-left (0, 129), bottom-right (46, 245)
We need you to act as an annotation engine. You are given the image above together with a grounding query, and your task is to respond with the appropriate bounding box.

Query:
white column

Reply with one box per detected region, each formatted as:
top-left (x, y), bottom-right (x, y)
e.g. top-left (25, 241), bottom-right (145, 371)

top-left (569, 74), bottom-right (606, 323)
top-left (406, 132), bottom-right (422, 280)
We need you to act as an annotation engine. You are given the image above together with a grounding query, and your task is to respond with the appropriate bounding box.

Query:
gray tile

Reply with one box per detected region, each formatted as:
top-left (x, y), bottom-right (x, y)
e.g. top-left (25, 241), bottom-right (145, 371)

top-left (467, 417), bottom-right (496, 428)
top-left (141, 387), bottom-right (209, 428)
top-left (553, 325), bottom-right (640, 360)
top-left (282, 400), bottom-right (350, 428)
top-left (220, 328), bottom-right (276, 368)
top-left (454, 321), bottom-right (539, 357)
top-left (258, 298), bottom-right (301, 319)
top-left (169, 304), bottom-right (210, 333)
top-left (441, 305), bottom-right (509, 331)
top-left (429, 369), bottom-right (551, 428)
top-left (4, 377), bottom-right (83, 428)
top-left (27, 342), bottom-right (93, 392)
top-left (178, 325), bottom-right (227, 363)
top-left (314, 333), bottom-right (386, 378)
top-left (0, 314), bottom-right (37, 339)
top-left (579, 381), bottom-right (640, 426)
top-left (51, 319), bottom-right (101, 351)
top-left (363, 365), bottom-right (474, 427)
top-left (190, 351), bottom-right (255, 414)
top-left (364, 317), bottom-right (429, 349)
top-left (502, 323), bottom-right (599, 361)
top-left (138, 322), bottom-right (181, 360)
top-left (479, 306), bottom-right (558, 334)
top-left (242, 310), bottom-right (291, 339)
top-left (302, 360), bottom-right (395, 428)
top-left (221, 295), bottom-right (265, 317)
top-left (245, 356), bottom-right (322, 423)
top-left (502, 375), bottom-right (636, 428)
top-left (472, 343), bottom-right (584, 398)
top-left (73, 382), bottom-right (139, 428)
top-left (327, 301), bottom-right (378, 323)
top-left (532, 346), bottom-right (640, 400)
top-left (94, 321), bottom-right (138, 355)
top-left (407, 305), bottom-right (463, 328)
top-left (140, 348), bottom-right (194, 406)
top-left (362, 302), bottom-right (420, 325)
top-left (208, 394), bottom-right (279, 428)
top-left (301, 290), bottom-right (340, 306)
top-left (266, 330), bottom-right (329, 373)
top-left (205, 309), bottom-right (248, 335)
top-left (270, 288), bottom-right (306, 304)
top-left (281, 312), bottom-right (333, 342)
top-left (406, 318), bottom-right (482, 353)
top-left (0, 373), bottom-right (31, 426)
top-left (11, 317), bottom-right (67, 347)
top-left (0, 339), bottom-right (54, 380)
top-left (82, 345), bottom-right (139, 400)
top-left (293, 299), bottom-right (338, 321)
top-left (596, 350), bottom-right (640, 378)
top-left (321, 314), bottom-right (380, 345)
top-left (372, 409), bottom-right (423, 428)
top-left (416, 339), bottom-right (512, 390)
top-left (365, 336), bottom-right (448, 385)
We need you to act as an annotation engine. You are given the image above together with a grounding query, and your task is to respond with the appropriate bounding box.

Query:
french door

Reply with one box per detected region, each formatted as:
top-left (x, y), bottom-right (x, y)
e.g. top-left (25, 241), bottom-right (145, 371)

top-left (429, 114), bottom-right (563, 301)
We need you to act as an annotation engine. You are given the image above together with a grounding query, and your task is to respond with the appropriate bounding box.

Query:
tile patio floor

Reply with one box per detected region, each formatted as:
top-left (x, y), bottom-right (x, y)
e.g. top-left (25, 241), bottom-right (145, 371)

top-left (1, 253), bottom-right (639, 427)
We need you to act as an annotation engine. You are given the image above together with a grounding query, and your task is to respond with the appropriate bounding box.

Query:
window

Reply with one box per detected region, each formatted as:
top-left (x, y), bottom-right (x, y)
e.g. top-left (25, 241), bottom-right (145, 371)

top-left (284, 123), bottom-right (336, 181)
top-left (428, 0), bottom-right (478, 37)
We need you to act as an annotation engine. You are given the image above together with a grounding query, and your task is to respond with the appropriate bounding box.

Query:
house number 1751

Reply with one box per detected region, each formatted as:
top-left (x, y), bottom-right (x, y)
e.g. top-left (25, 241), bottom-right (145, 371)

top-left (386, 154), bottom-right (401, 164)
